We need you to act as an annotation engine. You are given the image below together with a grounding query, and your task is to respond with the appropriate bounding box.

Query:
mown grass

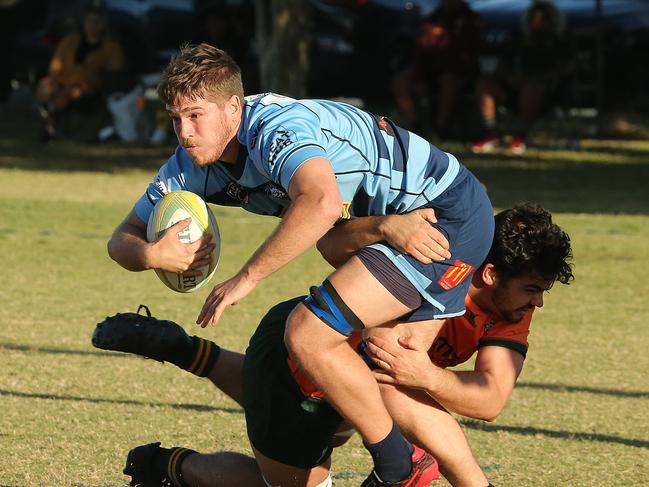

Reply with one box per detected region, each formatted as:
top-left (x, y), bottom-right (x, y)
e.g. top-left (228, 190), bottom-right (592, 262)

top-left (1, 109), bottom-right (648, 486)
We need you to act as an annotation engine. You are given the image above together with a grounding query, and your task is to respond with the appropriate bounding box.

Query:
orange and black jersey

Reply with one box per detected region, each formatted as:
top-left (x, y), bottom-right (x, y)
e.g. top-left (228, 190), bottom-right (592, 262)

top-left (429, 294), bottom-right (531, 368)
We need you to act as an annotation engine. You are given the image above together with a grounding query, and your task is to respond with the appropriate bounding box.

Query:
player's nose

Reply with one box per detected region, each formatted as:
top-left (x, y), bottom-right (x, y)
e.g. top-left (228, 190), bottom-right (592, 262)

top-left (176, 120), bottom-right (193, 139)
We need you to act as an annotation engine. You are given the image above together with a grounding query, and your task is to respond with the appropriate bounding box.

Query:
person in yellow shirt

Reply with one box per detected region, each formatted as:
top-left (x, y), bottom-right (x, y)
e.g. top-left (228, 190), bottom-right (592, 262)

top-left (36, 4), bottom-right (123, 139)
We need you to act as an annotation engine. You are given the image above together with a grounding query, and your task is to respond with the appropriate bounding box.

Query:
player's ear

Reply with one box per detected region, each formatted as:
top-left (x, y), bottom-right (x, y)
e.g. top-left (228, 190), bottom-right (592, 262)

top-left (482, 263), bottom-right (498, 287)
top-left (226, 94), bottom-right (241, 115)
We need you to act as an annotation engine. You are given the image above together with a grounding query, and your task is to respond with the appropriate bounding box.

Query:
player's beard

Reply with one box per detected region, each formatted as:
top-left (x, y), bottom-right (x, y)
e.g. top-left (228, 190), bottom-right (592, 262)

top-left (186, 117), bottom-right (237, 166)
top-left (492, 286), bottom-right (532, 323)
top-left (182, 138), bottom-right (225, 167)
top-left (499, 304), bottom-right (534, 324)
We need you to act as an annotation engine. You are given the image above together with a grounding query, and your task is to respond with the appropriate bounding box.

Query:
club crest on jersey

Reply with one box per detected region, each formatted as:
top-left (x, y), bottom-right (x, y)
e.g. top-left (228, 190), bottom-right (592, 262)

top-left (438, 260), bottom-right (474, 290)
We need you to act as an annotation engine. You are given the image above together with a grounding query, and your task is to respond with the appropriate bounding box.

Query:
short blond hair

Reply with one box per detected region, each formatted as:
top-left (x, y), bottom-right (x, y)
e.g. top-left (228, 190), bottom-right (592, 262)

top-left (157, 43), bottom-right (244, 106)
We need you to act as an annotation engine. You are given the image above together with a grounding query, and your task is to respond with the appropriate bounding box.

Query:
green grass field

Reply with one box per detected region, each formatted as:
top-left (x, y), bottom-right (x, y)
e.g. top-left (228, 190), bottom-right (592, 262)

top-left (1, 111), bottom-right (648, 486)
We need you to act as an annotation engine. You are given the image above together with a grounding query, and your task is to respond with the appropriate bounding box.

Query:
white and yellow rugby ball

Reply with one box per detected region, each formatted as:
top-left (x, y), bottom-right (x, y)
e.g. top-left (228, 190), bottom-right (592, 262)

top-left (146, 191), bottom-right (220, 293)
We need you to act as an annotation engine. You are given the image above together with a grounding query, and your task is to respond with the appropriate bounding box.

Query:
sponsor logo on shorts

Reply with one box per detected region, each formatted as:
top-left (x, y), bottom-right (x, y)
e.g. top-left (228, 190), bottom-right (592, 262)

top-left (438, 260), bottom-right (474, 290)
top-left (341, 202), bottom-right (351, 219)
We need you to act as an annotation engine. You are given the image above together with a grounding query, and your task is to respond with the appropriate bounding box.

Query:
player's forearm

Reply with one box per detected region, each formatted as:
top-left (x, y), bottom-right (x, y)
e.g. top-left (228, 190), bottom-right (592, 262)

top-left (240, 193), bottom-right (341, 282)
top-left (424, 368), bottom-right (508, 422)
top-left (107, 226), bottom-right (156, 272)
top-left (317, 216), bottom-right (389, 268)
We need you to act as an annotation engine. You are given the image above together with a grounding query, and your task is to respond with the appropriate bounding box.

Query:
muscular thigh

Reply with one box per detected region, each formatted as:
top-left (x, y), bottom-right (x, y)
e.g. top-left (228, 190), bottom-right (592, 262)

top-left (326, 256), bottom-right (415, 328)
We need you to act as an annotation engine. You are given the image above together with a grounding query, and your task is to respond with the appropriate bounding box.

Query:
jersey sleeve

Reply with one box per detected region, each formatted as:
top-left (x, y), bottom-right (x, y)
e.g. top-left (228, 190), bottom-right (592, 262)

top-left (249, 103), bottom-right (328, 191)
top-left (133, 146), bottom-right (201, 223)
top-left (478, 310), bottom-right (533, 358)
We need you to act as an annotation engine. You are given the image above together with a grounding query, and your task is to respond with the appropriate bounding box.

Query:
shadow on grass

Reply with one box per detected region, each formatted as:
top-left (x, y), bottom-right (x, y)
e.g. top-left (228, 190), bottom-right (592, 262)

top-left (517, 381), bottom-right (649, 399)
top-left (0, 388), bottom-right (241, 414)
top-left (462, 419), bottom-right (649, 449)
top-left (0, 342), bottom-right (125, 358)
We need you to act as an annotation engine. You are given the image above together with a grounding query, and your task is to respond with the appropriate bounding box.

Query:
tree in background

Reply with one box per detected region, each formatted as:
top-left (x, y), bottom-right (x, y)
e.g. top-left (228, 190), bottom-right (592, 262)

top-left (255, 0), bottom-right (311, 98)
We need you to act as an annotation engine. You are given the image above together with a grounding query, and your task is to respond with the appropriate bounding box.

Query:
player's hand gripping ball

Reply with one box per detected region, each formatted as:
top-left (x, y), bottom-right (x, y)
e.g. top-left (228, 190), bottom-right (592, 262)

top-left (147, 191), bottom-right (220, 293)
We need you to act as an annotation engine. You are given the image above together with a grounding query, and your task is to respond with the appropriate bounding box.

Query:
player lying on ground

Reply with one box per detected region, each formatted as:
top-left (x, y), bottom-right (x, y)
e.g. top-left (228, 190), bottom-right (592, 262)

top-left (95, 204), bottom-right (573, 487)
top-left (107, 43), bottom-right (492, 484)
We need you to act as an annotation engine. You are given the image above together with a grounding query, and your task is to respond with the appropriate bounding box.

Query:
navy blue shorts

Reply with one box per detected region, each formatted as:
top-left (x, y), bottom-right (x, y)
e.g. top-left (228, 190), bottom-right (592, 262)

top-left (367, 170), bottom-right (493, 321)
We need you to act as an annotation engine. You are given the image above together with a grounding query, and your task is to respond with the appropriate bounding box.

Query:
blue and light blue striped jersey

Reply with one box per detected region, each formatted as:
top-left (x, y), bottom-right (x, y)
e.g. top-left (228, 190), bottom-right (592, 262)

top-left (134, 93), bottom-right (468, 223)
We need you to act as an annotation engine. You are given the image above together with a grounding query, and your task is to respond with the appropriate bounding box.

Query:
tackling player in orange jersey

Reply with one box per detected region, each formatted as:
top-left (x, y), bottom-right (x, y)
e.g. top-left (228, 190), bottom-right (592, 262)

top-left (95, 204), bottom-right (572, 486)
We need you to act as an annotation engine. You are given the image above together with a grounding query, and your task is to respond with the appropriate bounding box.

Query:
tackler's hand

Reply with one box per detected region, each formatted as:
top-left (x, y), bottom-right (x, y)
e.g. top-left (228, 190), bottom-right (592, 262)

top-left (366, 334), bottom-right (434, 390)
top-left (381, 209), bottom-right (450, 264)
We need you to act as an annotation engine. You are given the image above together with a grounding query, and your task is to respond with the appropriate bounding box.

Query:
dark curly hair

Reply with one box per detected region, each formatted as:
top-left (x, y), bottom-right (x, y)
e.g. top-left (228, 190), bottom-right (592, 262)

top-left (486, 204), bottom-right (573, 285)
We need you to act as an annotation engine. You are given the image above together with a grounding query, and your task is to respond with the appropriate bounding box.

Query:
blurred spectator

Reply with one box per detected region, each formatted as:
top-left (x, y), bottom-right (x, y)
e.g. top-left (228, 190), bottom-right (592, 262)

top-left (132, 3), bottom-right (247, 146)
top-left (194, 1), bottom-right (258, 92)
top-left (0, 0), bottom-right (20, 104)
top-left (472, 0), bottom-right (572, 154)
top-left (193, 3), bottom-right (247, 66)
top-left (35, 2), bottom-right (123, 141)
top-left (131, 0), bottom-right (255, 146)
top-left (393, 0), bottom-right (481, 139)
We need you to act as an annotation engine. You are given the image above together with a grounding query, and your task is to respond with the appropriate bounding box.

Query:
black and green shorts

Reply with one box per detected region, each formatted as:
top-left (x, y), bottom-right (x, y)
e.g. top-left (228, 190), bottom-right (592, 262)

top-left (242, 297), bottom-right (344, 469)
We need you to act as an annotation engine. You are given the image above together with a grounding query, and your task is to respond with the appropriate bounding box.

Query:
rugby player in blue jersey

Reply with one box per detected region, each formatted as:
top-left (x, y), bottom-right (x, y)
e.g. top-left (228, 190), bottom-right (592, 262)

top-left (108, 43), bottom-right (493, 486)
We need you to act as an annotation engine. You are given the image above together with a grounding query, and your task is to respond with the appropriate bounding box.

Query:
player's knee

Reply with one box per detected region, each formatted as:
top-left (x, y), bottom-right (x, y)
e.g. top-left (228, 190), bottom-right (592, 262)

top-left (284, 304), bottom-right (314, 359)
top-left (284, 300), bottom-right (350, 365)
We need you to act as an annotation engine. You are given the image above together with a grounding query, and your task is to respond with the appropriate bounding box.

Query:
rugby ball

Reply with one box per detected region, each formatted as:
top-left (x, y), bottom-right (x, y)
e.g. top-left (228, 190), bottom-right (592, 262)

top-left (146, 191), bottom-right (220, 293)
